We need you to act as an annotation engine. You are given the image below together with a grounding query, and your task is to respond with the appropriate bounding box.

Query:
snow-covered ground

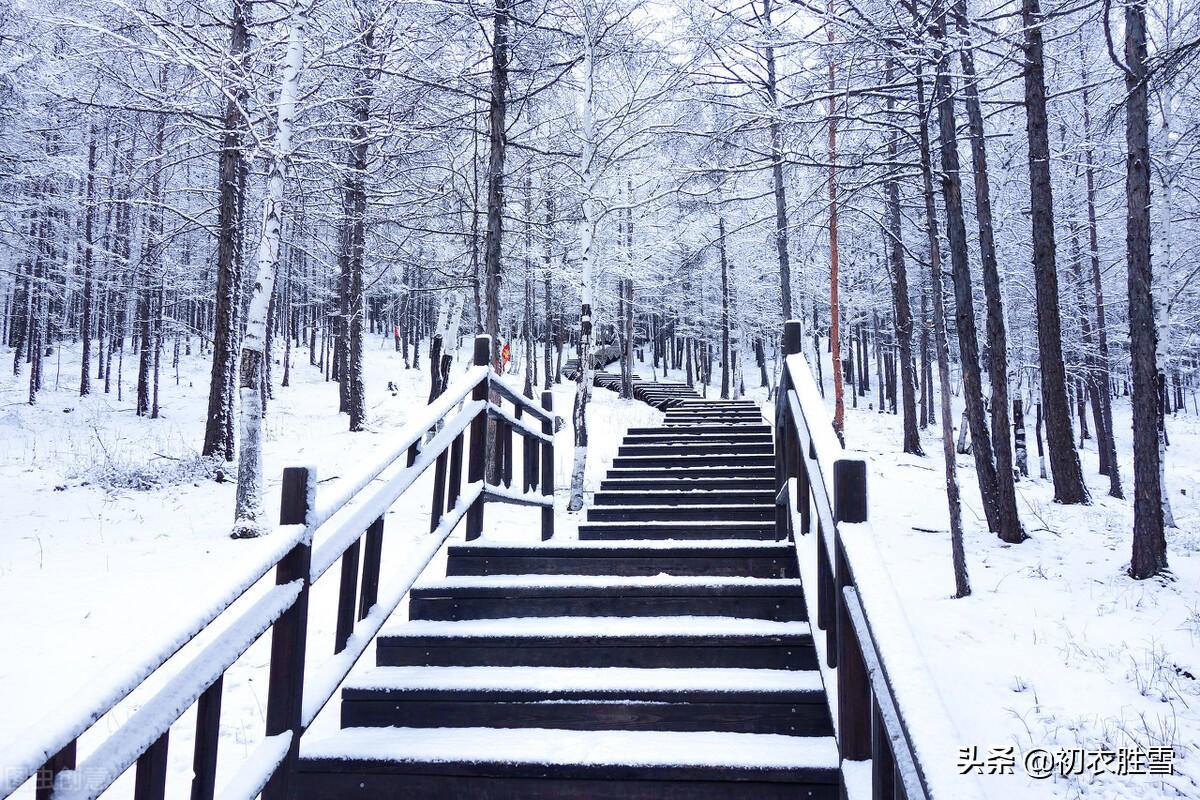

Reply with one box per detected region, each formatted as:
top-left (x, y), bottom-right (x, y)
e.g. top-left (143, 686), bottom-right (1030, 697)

top-left (2, 338), bottom-right (1197, 799)
top-left (0, 338), bottom-right (655, 797)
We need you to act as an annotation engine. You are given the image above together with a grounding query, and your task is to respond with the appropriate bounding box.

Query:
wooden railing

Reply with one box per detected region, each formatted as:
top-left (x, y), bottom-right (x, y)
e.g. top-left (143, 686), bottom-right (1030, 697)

top-left (6, 334), bottom-right (555, 800)
top-left (774, 320), bottom-right (982, 800)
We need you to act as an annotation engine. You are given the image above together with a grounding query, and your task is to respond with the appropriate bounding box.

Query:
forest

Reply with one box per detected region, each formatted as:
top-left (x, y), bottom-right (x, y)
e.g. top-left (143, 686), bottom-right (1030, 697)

top-left (1, 0), bottom-right (1197, 580)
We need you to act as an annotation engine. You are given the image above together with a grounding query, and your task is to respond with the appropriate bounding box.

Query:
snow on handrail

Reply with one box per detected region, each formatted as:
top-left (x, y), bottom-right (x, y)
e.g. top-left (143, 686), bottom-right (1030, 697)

top-left (219, 732), bottom-right (293, 800)
top-left (482, 482), bottom-right (555, 507)
top-left (489, 375), bottom-right (552, 424)
top-left (302, 483), bottom-right (482, 728)
top-left (0, 523), bottom-right (306, 798)
top-left (781, 347), bottom-right (985, 800)
top-left (487, 402), bottom-right (552, 443)
top-left (308, 399), bottom-right (484, 583)
top-left (307, 365), bottom-right (488, 532)
top-left (51, 580), bottom-right (304, 800)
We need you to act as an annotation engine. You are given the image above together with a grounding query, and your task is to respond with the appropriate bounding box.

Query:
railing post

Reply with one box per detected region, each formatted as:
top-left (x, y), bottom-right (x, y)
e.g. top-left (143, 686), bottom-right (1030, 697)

top-left (36, 740), bottom-right (76, 800)
top-left (838, 579), bottom-right (871, 760)
top-left (262, 465), bottom-right (314, 800)
top-left (776, 320), bottom-right (803, 541)
top-left (871, 698), bottom-right (897, 799)
top-left (466, 335), bottom-right (491, 540)
top-left (834, 458), bottom-right (868, 523)
top-left (190, 677), bottom-right (222, 800)
top-left (540, 390), bottom-right (555, 540)
top-left (358, 517), bottom-right (384, 620)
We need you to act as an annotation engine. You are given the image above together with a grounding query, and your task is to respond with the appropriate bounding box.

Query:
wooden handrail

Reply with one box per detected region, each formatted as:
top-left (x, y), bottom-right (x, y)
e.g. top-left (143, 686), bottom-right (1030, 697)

top-left (774, 319), bottom-right (983, 800)
top-left (12, 334), bottom-right (559, 800)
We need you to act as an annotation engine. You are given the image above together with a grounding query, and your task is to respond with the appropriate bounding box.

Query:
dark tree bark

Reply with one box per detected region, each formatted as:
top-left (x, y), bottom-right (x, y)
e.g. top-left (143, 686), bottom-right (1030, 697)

top-left (1020, 0), bottom-right (1088, 503)
top-left (482, 0), bottom-right (510, 364)
top-left (915, 63), bottom-right (970, 598)
top-left (202, 0), bottom-right (250, 459)
top-left (80, 125), bottom-right (98, 397)
top-left (884, 56), bottom-right (922, 455)
top-left (931, 12), bottom-right (1004, 535)
top-left (138, 102), bottom-right (166, 418)
top-left (1121, 0), bottom-right (1167, 578)
top-left (952, 0), bottom-right (1024, 538)
top-left (1080, 59), bottom-right (1123, 498)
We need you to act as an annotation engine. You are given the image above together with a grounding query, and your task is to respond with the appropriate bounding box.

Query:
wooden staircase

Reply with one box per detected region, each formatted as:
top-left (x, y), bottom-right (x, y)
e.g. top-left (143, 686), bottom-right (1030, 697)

top-left (296, 399), bottom-right (839, 799)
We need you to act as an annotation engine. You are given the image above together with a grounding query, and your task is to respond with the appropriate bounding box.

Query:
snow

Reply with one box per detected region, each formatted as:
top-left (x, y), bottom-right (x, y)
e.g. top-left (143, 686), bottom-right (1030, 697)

top-left (300, 726), bottom-right (839, 770)
top-left (345, 666), bottom-right (824, 694)
top-left (415, 574), bottom-right (803, 589)
top-left (0, 342), bottom-right (587, 797)
top-left (381, 615), bottom-right (812, 639)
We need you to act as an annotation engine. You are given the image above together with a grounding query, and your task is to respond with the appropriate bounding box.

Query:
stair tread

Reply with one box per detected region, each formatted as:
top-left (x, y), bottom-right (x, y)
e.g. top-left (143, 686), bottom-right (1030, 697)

top-left (414, 575), bottom-right (802, 591)
top-left (300, 726), bottom-right (839, 772)
top-left (382, 616), bottom-right (811, 639)
top-left (452, 540), bottom-right (787, 551)
top-left (344, 666), bottom-right (823, 695)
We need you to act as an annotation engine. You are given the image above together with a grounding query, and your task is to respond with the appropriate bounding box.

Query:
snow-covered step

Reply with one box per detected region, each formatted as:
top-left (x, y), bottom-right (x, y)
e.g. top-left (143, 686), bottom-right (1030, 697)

top-left (612, 453), bottom-right (775, 469)
top-left (337, 666), bottom-right (830, 736)
top-left (598, 475), bottom-right (775, 492)
top-left (577, 519), bottom-right (777, 541)
top-left (627, 424), bottom-right (770, 435)
top-left (297, 727), bottom-right (840, 799)
top-left (585, 503), bottom-right (774, 524)
top-left (603, 466), bottom-right (775, 481)
top-left (446, 541), bottom-right (798, 578)
top-left (623, 431), bottom-right (773, 444)
top-left (376, 616), bottom-right (816, 670)
top-left (408, 575), bottom-right (806, 622)
top-left (592, 489), bottom-right (776, 506)
top-left (617, 441), bottom-right (774, 457)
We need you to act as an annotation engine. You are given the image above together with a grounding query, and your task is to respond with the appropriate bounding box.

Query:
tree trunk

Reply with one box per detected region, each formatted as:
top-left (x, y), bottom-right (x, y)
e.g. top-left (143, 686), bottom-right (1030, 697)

top-left (233, 0), bottom-right (312, 537)
top-left (719, 216), bottom-right (731, 400)
top-left (885, 57), bottom-right (922, 455)
top-left (952, 0), bottom-right (1024, 539)
top-left (482, 0), bottom-right (510, 365)
top-left (932, 16), bottom-right (1004, 534)
top-left (915, 63), bottom-right (970, 598)
top-left (1021, 0), bottom-right (1088, 503)
top-left (827, 0), bottom-right (844, 440)
top-left (80, 126), bottom-right (98, 397)
top-left (203, 0), bottom-right (250, 460)
top-left (567, 39), bottom-right (598, 513)
top-left (761, 0), bottom-right (792, 322)
top-left (1122, 0), bottom-right (1167, 577)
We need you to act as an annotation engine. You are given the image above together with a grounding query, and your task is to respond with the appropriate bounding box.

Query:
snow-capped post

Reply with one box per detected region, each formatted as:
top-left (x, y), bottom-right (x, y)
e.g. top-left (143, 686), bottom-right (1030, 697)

top-left (232, 0), bottom-right (314, 538)
top-left (263, 465), bottom-right (314, 800)
top-left (466, 335), bottom-right (492, 540)
top-left (541, 390), bottom-right (555, 540)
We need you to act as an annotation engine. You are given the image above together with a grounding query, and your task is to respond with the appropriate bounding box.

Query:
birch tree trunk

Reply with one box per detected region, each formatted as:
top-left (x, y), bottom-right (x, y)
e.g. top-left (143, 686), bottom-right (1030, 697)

top-left (233, 0), bottom-right (313, 537)
top-left (568, 38), bottom-right (597, 513)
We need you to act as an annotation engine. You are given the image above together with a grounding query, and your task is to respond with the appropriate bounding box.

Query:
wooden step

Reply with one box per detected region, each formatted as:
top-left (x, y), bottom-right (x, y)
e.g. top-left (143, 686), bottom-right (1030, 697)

top-left (598, 477), bottom-right (776, 492)
top-left (622, 436), bottom-right (772, 448)
top-left (585, 504), bottom-right (774, 523)
top-left (297, 727), bottom-right (840, 799)
top-left (617, 442), bottom-right (774, 457)
top-left (592, 489), bottom-right (776, 506)
top-left (612, 454), bottom-right (774, 469)
top-left (376, 616), bottom-right (816, 669)
top-left (577, 521), bottom-right (777, 540)
top-left (627, 425), bottom-right (770, 435)
top-left (446, 542), bottom-right (798, 577)
top-left (603, 466), bottom-right (775, 480)
top-left (338, 666), bottom-right (830, 736)
top-left (408, 576), bottom-right (804, 621)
